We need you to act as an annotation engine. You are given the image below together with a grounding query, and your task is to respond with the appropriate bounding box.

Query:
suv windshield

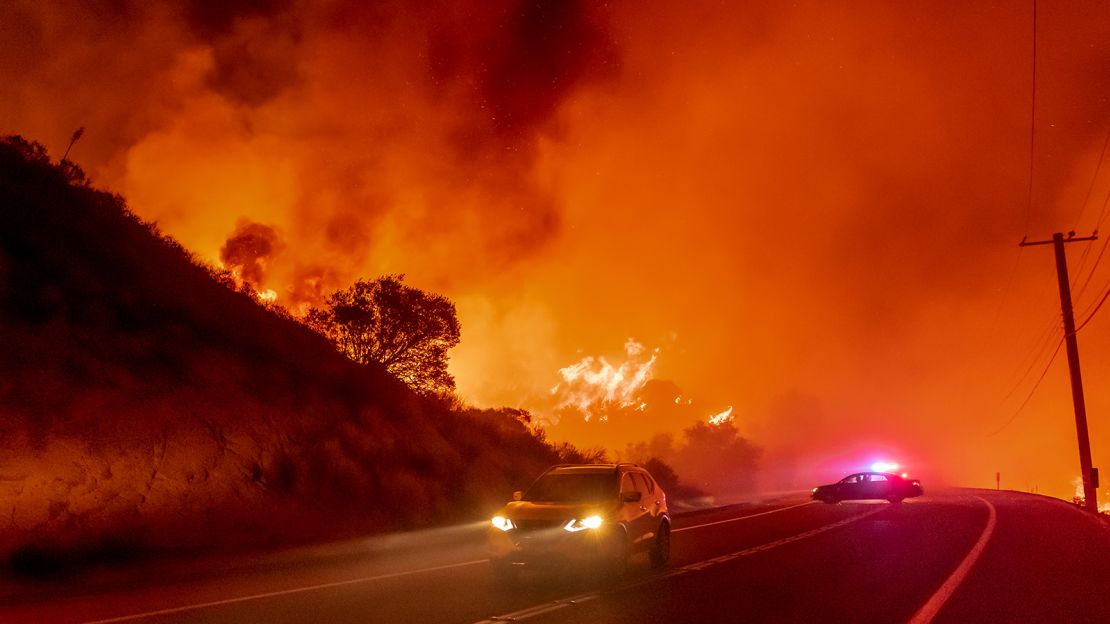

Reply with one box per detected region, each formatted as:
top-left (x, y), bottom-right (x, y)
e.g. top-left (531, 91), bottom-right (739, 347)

top-left (523, 472), bottom-right (618, 503)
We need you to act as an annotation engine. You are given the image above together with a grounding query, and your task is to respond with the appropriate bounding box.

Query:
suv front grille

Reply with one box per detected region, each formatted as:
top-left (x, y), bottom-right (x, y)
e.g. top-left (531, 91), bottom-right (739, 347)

top-left (513, 519), bottom-right (566, 533)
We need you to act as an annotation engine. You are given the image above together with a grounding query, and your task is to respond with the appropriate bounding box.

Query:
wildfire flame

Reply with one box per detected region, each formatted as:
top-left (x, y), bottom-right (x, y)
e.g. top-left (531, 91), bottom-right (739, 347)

top-left (551, 339), bottom-right (658, 421)
top-left (707, 405), bottom-right (734, 426)
top-left (1072, 476), bottom-right (1110, 513)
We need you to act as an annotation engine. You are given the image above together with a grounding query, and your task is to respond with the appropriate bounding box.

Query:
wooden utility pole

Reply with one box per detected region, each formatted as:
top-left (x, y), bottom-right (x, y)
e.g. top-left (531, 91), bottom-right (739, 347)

top-left (1020, 231), bottom-right (1098, 513)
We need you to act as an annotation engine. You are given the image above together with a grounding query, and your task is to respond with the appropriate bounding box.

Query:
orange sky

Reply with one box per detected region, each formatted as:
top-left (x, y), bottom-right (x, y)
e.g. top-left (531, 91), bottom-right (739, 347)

top-left (3, 0), bottom-right (1110, 501)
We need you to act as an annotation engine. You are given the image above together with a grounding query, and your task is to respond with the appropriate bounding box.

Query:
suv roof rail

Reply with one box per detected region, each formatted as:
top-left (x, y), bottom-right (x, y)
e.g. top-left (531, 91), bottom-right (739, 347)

top-left (545, 462), bottom-right (639, 470)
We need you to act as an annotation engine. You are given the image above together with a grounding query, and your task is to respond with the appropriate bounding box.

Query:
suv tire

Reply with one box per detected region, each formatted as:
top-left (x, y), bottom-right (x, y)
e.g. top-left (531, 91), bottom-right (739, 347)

top-left (599, 529), bottom-right (630, 580)
top-left (649, 522), bottom-right (670, 569)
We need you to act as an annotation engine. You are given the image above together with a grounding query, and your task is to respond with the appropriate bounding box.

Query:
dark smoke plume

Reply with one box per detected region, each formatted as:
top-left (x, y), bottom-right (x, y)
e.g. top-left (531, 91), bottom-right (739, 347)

top-left (220, 220), bottom-right (281, 288)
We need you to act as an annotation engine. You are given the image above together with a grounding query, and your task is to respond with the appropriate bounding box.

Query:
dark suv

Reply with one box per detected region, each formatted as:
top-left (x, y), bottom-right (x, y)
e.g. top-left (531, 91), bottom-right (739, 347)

top-left (488, 463), bottom-right (670, 578)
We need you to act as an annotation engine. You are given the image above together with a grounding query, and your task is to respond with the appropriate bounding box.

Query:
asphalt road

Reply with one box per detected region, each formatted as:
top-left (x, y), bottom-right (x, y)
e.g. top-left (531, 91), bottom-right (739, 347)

top-left (4, 489), bottom-right (1109, 624)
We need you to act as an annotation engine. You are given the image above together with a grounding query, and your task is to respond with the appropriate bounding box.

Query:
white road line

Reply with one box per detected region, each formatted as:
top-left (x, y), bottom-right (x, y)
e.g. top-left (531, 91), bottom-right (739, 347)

top-left (473, 505), bottom-right (884, 624)
top-left (677, 505), bottom-right (885, 572)
top-left (907, 495), bottom-right (997, 624)
top-left (77, 502), bottom-right (809, 624)
top-left (81, 559), bottom-right (488, 624)
top-left (671, 501), bottom-right (816, 533)
top-left (480, 593), bottom-right (600, 622)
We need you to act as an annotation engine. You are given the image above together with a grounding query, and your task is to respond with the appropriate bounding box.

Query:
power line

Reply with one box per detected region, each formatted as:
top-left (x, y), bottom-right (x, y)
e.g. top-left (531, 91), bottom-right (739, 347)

top-left (989, 336), bottom-right (1063, 436)
top-left (1070, 233), bottom-right (1097, 290)
top-left (997, 322), bottom-right (1061, 404)
top-left (1071, 123), bottom-right (1110, 230)
top-left (1074, 286), bottom-right (1110, 334)
top-left (1073, 187), bottom-right (1110, 302)
top-left (1075, 268), bottom-right (1110, 319)
top-left (1092, 163), bottom-right (1110, 231)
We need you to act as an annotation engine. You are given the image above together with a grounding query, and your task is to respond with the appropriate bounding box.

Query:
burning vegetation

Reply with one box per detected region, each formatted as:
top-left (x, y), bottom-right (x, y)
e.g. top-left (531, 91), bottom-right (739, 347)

top-left (4, 0), bottom-right (1110, 574)
top-left (0, 137), bottom-right (598, 573)
top-left (4, 0), bottom-right (1110, 503)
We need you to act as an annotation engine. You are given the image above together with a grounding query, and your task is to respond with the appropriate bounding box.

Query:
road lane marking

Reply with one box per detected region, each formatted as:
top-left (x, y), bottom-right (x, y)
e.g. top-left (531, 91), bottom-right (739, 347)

top-left (75, 502), bottom-right (809, 623)
top-left (671, 501), bottom-right (816, 533)
top-left (676, 504), bottom-right (885, 572)
top-left (80, 559), bottom-right (488, 624)
top-left (486, 593), bottom-right (600, 621)
top-left (473, 505), bottom-right (884, 624)
top-left (907, 495), bottom-right (997, 624)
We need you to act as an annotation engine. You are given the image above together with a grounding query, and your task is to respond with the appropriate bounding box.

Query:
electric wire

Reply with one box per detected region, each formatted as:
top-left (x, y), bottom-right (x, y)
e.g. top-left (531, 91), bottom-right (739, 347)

top-left (1070, 122), bottom-right (1110, 230)
top-left (997, 317), bottom-right (1060, 403)
top-left (988, 336), bottom-right (1064, 436)
top-left (1070, 236), bottom-right (1096, 290)
top-left (1091, 164), bottom-right (1110, 232)
top-left (993, 0), bottom-right (1046, 418)
top-left (989, 0), bottom-right (1108, 438)
top-left (1073, 286), bottom-right (1110, 334)
top-left (1069, 144), bottom-right (1110, 299)
top-left (1074, 258), bottom-right (1110, 313)
top-left (1075, 268), bottom-right (1110, 321)
top-left (1073, 187), bottom-right (1110, 302)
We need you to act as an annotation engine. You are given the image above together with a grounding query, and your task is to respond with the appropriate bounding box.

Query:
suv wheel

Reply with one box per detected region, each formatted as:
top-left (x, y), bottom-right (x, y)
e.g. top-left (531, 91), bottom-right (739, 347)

top-left (598, 529), bottom-right (630, 580)
top-left (649, 522), bottom-right (671, 569)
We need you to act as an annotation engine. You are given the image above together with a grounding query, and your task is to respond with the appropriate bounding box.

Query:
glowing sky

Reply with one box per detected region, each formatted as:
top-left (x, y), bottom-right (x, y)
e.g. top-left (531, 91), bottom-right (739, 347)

top-left (3, 0), bottom-right (1110, 500)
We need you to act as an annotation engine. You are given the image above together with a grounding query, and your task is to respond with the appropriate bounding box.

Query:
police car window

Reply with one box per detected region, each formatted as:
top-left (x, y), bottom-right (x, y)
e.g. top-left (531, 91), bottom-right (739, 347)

top-left (870, 474), bottom-right (888, 482)
top-left (632, 473), bottom-right (653, 494)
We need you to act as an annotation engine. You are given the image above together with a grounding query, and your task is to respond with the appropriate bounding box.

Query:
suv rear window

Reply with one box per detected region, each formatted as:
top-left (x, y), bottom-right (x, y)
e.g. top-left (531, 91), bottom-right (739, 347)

top-left (524, 472), bottom-right (619, 503)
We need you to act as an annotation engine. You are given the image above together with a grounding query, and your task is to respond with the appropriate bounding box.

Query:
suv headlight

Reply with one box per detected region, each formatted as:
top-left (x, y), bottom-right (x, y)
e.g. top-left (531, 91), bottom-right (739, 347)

top-left (563, 515), bottom-right (604, 532)
top-left (491, 516), bottom-right (515, 531)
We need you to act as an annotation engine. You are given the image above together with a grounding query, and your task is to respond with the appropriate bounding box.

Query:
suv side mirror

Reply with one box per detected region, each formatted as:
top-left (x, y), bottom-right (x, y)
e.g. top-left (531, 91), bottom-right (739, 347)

top-left (621, 491), bottom-right (642, 503)
top-left (512, 490), bottom-right (523, 501)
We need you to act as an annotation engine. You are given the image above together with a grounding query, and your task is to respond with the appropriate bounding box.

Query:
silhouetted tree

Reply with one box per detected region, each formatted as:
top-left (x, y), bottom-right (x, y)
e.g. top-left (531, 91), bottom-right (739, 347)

top-left (306, 275), bottom-right (461, 395)
top-left (674, 421), bottom-right (761, 494)
top-left (553, 442), bottom-right (610, 464)
top-left (643, 457), bottom-right (679, 492)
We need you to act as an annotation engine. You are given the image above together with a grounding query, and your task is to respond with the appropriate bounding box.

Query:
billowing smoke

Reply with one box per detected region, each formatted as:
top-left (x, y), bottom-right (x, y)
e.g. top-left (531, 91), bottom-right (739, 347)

top-left (219, 220), bottom-right (281, 289)
top-left (0, 0), bottom-right (619, 295)
top-left (3, 1), bottom-right (1110, 501)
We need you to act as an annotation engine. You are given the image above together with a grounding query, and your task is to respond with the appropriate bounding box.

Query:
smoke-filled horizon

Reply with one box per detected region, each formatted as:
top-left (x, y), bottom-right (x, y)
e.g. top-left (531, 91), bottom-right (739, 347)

top-left (3, 0), bottom-right (1110, 501)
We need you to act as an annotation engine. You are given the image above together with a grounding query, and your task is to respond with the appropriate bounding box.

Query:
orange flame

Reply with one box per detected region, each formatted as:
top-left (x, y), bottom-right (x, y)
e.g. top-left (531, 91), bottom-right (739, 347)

top-left (707, 405), bottom-right (734, 426)
top-left (550, 339), bottom-right (658, 421)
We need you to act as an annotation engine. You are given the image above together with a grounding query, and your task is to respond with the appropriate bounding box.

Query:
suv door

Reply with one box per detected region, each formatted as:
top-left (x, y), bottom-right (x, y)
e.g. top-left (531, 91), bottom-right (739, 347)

top-left (619, 472), bottom-right (649, 544)
top-left (633, 472), bottom-right (663, 538)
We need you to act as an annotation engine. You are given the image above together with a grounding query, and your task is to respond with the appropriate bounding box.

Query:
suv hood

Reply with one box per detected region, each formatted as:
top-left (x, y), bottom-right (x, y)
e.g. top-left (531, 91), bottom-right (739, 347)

top-left (497, 500), bottom-right (616, 519)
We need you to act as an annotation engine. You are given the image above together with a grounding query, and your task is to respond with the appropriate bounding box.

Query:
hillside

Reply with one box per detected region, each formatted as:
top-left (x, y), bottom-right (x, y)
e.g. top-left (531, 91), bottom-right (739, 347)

top-left (0, 136), bottom-right (558, 571)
